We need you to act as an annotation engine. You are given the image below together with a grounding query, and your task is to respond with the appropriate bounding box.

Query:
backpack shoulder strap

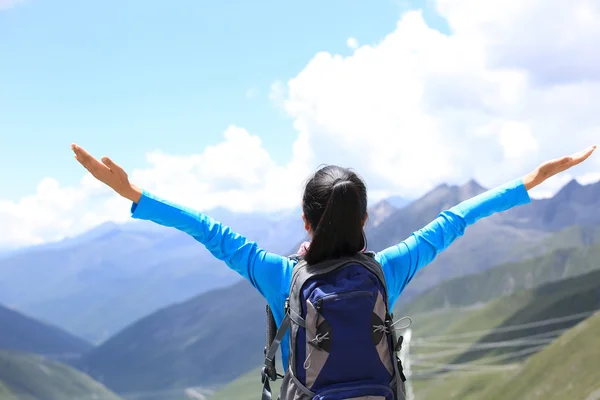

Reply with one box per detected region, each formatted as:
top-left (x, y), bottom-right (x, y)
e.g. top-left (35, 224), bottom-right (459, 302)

top-left (261, 253), bottom-right (303, 399)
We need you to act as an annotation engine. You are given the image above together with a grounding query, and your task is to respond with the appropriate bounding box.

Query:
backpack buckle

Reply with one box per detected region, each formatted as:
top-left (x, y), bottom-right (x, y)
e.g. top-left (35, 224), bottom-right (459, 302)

top-left (261, 365), bottom-right (278, 382)
top-left (395, 335), bottom-right (404, 352)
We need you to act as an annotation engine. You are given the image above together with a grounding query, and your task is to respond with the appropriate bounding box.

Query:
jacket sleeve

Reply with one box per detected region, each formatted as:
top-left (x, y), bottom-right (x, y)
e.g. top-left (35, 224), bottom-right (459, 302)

top-left (130, 191), bottom-right (293, 301)
top-left (376, 178), bottom-right (531, 304)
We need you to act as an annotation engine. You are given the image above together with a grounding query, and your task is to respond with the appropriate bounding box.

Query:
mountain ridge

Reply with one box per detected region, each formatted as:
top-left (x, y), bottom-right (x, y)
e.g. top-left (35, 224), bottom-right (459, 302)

top-left (0, 302), bottom-right (91, 356)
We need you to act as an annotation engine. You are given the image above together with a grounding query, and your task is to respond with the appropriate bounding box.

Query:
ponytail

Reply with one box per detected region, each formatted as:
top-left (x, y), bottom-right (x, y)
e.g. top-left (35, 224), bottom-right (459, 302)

top-left (304, 180), bottom-right (366, 264)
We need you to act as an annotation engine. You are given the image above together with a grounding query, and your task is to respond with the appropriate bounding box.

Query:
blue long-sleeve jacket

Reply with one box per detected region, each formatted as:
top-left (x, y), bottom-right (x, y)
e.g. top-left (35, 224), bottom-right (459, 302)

top-left (130, 178), bottom-right (531, 368)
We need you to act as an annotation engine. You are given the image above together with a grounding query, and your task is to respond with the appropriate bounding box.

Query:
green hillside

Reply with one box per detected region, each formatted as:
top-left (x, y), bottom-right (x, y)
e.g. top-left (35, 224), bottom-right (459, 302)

top-left (79, 280), bottom-right (267, 394)
top-left (210, 367), bottom-right (280, 400)
top-left (448, 268), bottom-right (600, 365)
top-left (486, 310), bottom-right (600, 400)
top-left (412, 311), bottom-right (600, 400)
top-left (401, 227), bottom-right (600, 315)
top-left (0, 349), bottom-right (121, 400)
top-left (407, 268), bottom-right (600, 374)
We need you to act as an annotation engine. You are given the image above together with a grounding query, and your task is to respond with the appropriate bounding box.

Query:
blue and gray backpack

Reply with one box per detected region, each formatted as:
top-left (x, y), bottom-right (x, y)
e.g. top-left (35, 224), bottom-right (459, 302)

top-left (261, 252), bottom-right (407, 400)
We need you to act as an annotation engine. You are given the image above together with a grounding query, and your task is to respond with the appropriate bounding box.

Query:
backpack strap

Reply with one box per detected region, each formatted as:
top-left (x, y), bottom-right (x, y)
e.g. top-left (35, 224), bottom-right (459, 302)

top-left (262, 309), bottom-right (291, 400)
top-left (263, 305), bottom-right (279, 380)
top-left (261, 253), bottom-right (303, 400)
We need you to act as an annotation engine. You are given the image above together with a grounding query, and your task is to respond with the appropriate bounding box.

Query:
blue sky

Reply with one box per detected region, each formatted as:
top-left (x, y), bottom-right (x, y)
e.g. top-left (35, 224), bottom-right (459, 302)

top-left (0, 0), bottom-right (448, 202)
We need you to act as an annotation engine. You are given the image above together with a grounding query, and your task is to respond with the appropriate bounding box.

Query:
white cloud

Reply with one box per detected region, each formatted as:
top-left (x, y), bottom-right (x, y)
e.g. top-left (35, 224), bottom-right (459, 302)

top-left (2, 0), bottom-right (600, 247)
top-left (0, 126), bottom-right (313, 248)
top-left (346, 37), bottom-right (359, 50)
top-left (268, 80), bottom-right (286, 106)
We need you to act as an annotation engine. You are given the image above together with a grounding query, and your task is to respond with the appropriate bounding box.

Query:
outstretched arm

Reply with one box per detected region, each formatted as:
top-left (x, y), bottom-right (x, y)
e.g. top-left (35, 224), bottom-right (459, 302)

top-left (70, 144), bottom-right (293, 301)
top-left (377, 145), bottom-right (597, 302)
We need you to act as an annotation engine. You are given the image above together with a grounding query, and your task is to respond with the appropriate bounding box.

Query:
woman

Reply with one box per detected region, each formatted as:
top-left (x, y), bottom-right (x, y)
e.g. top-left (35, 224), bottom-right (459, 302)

top-left (71, 143), bottom-right (595, 385)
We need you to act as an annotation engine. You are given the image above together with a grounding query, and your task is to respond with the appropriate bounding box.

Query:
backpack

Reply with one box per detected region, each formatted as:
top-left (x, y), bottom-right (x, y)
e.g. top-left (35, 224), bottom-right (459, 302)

top-left (261, 252), bottom-right (407, 400)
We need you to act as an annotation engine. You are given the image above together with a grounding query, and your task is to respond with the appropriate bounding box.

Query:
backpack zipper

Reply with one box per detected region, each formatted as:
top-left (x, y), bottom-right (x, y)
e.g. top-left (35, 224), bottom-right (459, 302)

top-left (313, 290), bottom-right (374, 313)
top-left (315, 383), bottom-right (394, 398)
top-left (317, 290), bottom-right (373, 303)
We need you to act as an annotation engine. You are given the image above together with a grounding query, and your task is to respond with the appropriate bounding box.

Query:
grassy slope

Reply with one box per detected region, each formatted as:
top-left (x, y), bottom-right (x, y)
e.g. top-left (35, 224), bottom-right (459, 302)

top-left (413, 311), bottom-right (600, 400)
top-left (0, 350), bottom-right (121, 400)
top-left (449, 268), bottom-right (600, 365)
top-left (489, 310), bottom-right (600, 400)
top-left (210, 367), bottom-right (280, 400)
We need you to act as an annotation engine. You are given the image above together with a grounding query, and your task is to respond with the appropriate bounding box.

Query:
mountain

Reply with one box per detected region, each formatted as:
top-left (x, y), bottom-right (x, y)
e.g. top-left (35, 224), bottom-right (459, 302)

top-left (369, 179), bottom-right (600, 305)
top-left (366, 199), bottom-right (397, 230)
top-left (400, 225), bottom-right (600, 315)
top-left (385, 195), bottom-right (412, 209)
top-left (501, 178), bottom-right (600, 231)
top-left (78, 280), bottom-right (266, 394)
top-left (77, 178), bottom-right (600, 393)
top-left (82, 226), bottom-right (600, 395)
top-left (4, 178), bottom-right (597, 344)
top-left (0, 210), bottom-right (306, 343)
top-left (0, 303), bottom-right (91, 356)
top-left (411, 311), bottom-right (600, 400)
top-left (0, 349), bottom-right (122, 400)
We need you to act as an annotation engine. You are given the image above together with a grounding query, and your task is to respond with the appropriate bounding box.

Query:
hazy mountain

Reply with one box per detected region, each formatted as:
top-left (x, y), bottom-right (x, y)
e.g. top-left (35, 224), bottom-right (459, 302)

top-left (385, 195), bottom-right (412, 209)
top-left (369, 179), bottom-right (600, 305)
top-left (78, 280), bottom-right (265, 394)
top-left (401, 225), bottom-right (600, 315)
top-left (0, 303), bottom-right (91, 356)
top-left (0, 210), bottom-right (306, 343)
top-left (366, 199), bottom-right (397, 230)
top-left (501, 178), bottom-right (600, 231)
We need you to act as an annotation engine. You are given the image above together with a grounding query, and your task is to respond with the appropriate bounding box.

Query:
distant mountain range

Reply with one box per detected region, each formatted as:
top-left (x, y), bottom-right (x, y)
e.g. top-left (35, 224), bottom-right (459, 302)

top-left (77, 280), bottom-right (265, 393)
top-left (0, 208), bottom-right (308, 343)
top-left (370, 178), bottom-right (600, 306)
top-left (1, 177), bottom-right (599, 397)
top-left (0, 303), bottom-right (91, 356)
top-left (401, 226), bottom-right (600, 315)
top-left (0, 194), bottom-right (409, 344)
top-left (77, 216), bottom-right (600, 394)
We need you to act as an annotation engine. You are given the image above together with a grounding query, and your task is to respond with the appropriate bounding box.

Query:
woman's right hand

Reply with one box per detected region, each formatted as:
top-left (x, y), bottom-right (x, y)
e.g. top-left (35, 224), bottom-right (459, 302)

top-left (71, 143), bottom-right (142, 203)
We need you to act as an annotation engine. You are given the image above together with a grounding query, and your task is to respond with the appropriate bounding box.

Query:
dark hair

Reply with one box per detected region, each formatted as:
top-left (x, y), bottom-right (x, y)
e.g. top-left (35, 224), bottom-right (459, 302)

top-left (302, 165), bottom-right (368, 264)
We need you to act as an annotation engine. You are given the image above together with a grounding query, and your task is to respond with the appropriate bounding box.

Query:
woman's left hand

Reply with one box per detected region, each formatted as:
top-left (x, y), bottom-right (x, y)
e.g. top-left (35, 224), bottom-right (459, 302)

top-left (523, 145), bottom-right (597, 191)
